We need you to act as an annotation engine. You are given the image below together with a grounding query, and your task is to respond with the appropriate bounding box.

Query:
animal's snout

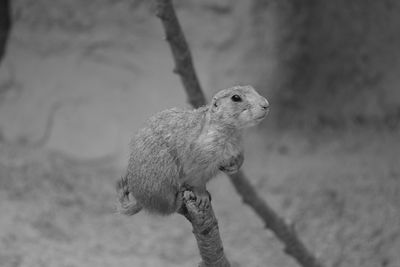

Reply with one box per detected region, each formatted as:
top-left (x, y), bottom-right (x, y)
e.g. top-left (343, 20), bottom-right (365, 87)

top-left (260, 98), bottom-right (270, 110)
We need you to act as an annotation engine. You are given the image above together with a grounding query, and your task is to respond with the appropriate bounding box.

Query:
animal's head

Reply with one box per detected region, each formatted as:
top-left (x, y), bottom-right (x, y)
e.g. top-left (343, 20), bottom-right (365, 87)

top-left (210, 85), bottom-right (270, 129)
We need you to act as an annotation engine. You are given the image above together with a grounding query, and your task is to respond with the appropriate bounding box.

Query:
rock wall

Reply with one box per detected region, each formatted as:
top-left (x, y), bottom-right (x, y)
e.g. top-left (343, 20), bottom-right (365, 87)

top-left (269, 0), bottom-right (400, 128)
top-left (0, 0), bottom-right (399, 161)
top-left (0, 0), bottom-right (271, 162)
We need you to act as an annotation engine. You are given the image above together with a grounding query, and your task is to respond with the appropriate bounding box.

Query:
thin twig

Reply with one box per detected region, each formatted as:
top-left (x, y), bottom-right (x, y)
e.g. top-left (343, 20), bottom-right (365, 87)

top-left (155, 0), bottom-right (324, 267)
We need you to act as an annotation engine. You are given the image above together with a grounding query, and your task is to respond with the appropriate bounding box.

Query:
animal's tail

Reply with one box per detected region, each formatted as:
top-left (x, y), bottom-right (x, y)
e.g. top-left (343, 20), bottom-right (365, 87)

top-left (116, 175), bottom-right (143, 216)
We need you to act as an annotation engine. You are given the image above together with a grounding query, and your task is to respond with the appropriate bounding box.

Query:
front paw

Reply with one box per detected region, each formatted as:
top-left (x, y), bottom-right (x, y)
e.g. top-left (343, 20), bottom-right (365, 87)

top-left (193, 190), bottom-right (211, 210)
top-left (219, 153), bottom-right (244, 174)
top-left (219, 164), bottom-right (240, 174)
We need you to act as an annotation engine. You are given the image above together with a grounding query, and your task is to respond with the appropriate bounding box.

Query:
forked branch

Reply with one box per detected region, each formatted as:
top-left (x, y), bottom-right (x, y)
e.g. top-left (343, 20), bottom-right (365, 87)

top-left (155, 1), bottom-right (324, 267)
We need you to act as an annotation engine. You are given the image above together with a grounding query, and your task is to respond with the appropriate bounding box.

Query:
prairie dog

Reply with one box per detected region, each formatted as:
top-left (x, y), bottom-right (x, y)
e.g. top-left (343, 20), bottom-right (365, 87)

top-left (117, 85), bottom-right (269, 215)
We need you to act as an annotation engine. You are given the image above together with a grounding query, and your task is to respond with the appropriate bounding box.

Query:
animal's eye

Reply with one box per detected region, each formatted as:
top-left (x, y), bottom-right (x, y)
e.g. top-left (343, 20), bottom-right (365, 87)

top-left (231, 94), bottom-right (242, 102)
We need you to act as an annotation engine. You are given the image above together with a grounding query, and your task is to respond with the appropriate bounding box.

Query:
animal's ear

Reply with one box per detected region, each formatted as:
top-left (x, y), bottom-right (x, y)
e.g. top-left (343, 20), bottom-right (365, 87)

top-left (211, 97), bottom-right (219, 112)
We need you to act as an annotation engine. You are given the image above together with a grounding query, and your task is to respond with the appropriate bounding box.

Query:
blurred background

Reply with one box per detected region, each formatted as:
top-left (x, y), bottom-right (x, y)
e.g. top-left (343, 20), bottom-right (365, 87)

top-left (0, 0), bottom-right (399, 266)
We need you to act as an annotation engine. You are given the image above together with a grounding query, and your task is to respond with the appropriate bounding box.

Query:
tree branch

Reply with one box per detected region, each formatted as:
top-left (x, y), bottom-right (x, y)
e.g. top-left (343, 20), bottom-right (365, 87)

top-left (230, 171), bottom-right (323, 267)
top-left (155, 0), bottom-right (324, 267)
top-left (179, 190), bottom-right (230, 267)
top-left (155, 0), bottom-right (206, 108)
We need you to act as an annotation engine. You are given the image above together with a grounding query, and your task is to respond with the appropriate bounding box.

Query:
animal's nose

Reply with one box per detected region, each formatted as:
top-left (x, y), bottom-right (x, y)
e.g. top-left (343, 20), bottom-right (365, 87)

top-left (260, 98), bottom-right (270, 110)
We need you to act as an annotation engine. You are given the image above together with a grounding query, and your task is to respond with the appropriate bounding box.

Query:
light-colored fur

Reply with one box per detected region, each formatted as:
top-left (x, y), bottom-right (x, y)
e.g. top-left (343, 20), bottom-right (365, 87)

top-left (117, 85), bottom-right (269, 215)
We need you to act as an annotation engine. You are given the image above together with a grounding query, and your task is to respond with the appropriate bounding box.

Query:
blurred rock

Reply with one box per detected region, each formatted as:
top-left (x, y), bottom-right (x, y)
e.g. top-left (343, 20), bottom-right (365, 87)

top-left (0, 0), bottom-right (399, 160)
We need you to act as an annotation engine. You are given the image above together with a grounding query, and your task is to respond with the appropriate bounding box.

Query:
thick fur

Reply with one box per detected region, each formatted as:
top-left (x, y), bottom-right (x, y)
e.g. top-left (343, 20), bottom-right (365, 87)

top-left (116, 174), bottom-right (143, 215)
top-left (116, 85), bottom-right (269, 215)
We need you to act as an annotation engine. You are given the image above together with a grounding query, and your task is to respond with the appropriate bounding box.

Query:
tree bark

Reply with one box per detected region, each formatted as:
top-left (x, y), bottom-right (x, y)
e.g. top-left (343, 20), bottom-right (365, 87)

top-left (0, 0), bottom-right (11, 64)
top-left (179, 190), bottom-right (230, 267)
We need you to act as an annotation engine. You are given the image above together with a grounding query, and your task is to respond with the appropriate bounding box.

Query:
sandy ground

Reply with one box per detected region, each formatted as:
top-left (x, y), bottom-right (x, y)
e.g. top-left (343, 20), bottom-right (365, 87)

top-left (0, 129), bottom-right (399, 267)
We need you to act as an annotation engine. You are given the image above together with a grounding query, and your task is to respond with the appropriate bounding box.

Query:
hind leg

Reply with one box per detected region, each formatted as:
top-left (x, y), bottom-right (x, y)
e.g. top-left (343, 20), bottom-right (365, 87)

top-left (134, 183), bottom-right (181, 215)
top-left (180, 184), bottom-right (211, 210)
